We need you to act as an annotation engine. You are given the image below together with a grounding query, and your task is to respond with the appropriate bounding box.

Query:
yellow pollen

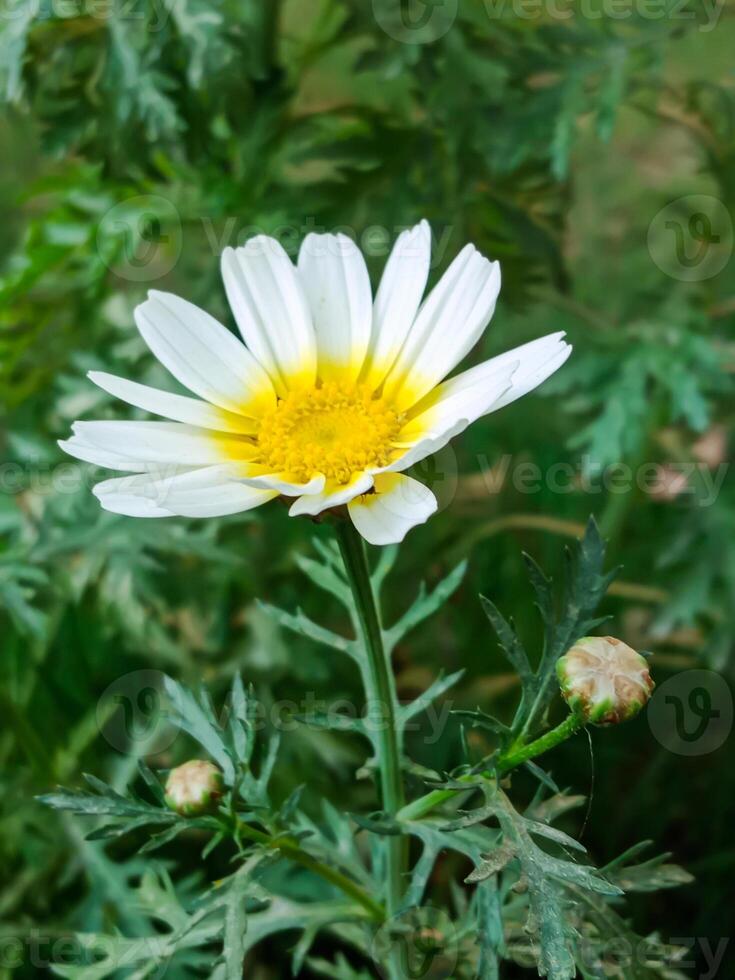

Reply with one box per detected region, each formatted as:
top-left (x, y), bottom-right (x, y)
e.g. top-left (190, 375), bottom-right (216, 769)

top-left (256, 382), bottom-right (404, 485)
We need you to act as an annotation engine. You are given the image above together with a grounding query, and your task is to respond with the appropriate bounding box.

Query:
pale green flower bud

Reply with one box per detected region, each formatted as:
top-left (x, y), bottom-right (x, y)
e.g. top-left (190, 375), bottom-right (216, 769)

top-left (556, 636), bottom-right (654, 725)
top-left (164, 760), bottom-right (224, 816)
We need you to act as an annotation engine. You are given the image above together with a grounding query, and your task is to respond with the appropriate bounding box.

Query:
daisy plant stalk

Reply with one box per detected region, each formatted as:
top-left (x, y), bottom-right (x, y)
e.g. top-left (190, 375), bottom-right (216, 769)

top-left (334, 518), bottom-right (405, 916)
top-left (60, 219), bottom-right (572, 919)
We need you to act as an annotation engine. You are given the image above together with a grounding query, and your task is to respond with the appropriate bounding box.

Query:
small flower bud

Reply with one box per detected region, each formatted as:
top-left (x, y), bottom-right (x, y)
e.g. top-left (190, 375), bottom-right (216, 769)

top-left (164, 760), bottom-right (224, 816)
top-left (556, 636), bottom-right (654, 725)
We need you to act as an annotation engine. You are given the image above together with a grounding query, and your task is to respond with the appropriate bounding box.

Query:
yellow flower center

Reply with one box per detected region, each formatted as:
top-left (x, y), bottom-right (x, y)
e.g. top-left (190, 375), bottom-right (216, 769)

top-left (256, 382), bottom-right (404, 485)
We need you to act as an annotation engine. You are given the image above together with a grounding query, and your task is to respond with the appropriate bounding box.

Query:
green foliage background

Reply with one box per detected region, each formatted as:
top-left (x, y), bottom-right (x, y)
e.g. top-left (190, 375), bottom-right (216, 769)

top-left (0, 0), bottom-right (733, 976)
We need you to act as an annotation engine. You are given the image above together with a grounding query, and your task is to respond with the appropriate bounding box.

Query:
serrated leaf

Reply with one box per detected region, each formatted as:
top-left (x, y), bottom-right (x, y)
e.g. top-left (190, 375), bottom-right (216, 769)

top-left (163, 676), bottom-right (236, 784)
top-left (137, 821), bottom-right (192, 854)
top-left (137, 761), bottom-right (165, 806)
top-left (228, 673), bottom-right (251, 762)
top-left (465, 840), bottom-right (517, 883)
top-left (370, 544), bottom-right (398, 593)
top-left (0, 2), bottom-right (35, 103)
top-left (294, 554), bottom-right (352, 607)
top-left (257, 601), bottom-right (352, 655)
top-left (38, 788), bottom-right (174, 822)
top-left (604, 848), bottom-right (694, 893)
top-left (479, 595), bottom-right (534, 684)
top-left (221, 866), bottom-right (252, 980)
top-left (399, 669), bottom-right (465, 734)
top-left (385, 561), bottom-right (466, 650)
top-left (454, 707), bottom-right (512, 738)
top-left (308, 953), bottom-right (374, 979)
top-left (475, 877), bottom-right (503, 979)
top-left (295, 711), bottom-right (367, 735)
top-left (501, 516), bottom-right (614, 739)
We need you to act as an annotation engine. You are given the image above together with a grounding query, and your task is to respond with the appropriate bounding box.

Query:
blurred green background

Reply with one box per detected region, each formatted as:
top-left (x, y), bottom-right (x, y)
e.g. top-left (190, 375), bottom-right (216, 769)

top-left (1, 1), bottom-right (733, 976)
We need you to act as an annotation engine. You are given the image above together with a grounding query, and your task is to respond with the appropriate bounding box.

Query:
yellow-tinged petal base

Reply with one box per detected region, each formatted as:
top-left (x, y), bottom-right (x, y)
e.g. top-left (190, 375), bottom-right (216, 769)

top-left (256, 381), bottom-right (404, 484)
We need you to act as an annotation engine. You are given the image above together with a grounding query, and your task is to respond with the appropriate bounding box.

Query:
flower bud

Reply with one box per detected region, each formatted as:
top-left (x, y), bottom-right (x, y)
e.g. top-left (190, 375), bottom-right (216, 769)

top-left (556, 636), bottom-right (654, 725)
top-left (164, 760), bottom-right (224, 816)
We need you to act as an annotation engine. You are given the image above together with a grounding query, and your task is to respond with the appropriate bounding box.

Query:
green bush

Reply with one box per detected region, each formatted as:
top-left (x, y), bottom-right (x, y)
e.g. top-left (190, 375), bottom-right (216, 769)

top-left (1, 2), bottom-right (732, 977)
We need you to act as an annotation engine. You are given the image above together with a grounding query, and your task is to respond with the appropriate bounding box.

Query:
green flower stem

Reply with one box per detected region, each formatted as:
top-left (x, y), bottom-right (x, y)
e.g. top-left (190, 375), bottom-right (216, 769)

top-left (496, 711), bottom-right (584, 771)
top-left (398, 712), bottom-right (584, 823)
top-left (234, 819), bottom-right (384, 921)
top-left (335, 520), bottom-right (405, 917)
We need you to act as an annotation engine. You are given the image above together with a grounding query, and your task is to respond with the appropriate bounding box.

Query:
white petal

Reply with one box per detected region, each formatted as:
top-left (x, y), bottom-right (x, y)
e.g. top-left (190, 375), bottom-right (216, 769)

top-left (381, 244), bottom-right (501, 411)
top-left (239, 470), bottom-right (326, 497)
top-left (403, 333), bottom-right (571, 433)
top-left (297, 233), bottom-right (372, 383)
top-left (93, 462), bottom-right (253, 495)
top-left (288, 472), bottom-right (374, 517)
top-left (161, 485), bottom-right (276, 518)
top-left (348, 474), bottom-right (436, 545)
top-left (72, 421), bottom-right (257, 466)
top-left (135, 291), bottom-right (275, 417)
top-left (378, 419), bottom-right (469, 475)
top-left (59, 437), bottom-right (149, 473)
top-left (94, 464), bottom-right (228, 495)
top-left (94, 466), bottom-right (277, 519)
top-left (363, 220), bottom-right (431, 389)
top-left (221, 236), bottom-right (317, 396)
top-left (399, 359), bottom-right (519, 447)
top-left (96, 495), bottom-right (175, 518)
top-left (377, 362), bottom-right (517, 476)
top-left (481, 333), bottom-right (572, 412)
top-left (381, 335), bottom-right (571, 475)
top-left (88, 372), bottom-right (257, 434)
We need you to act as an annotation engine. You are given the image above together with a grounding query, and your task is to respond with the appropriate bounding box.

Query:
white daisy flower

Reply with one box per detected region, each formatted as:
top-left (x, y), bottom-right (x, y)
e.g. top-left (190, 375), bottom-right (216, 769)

top-left (60, 221), bottom-right (571, 545)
